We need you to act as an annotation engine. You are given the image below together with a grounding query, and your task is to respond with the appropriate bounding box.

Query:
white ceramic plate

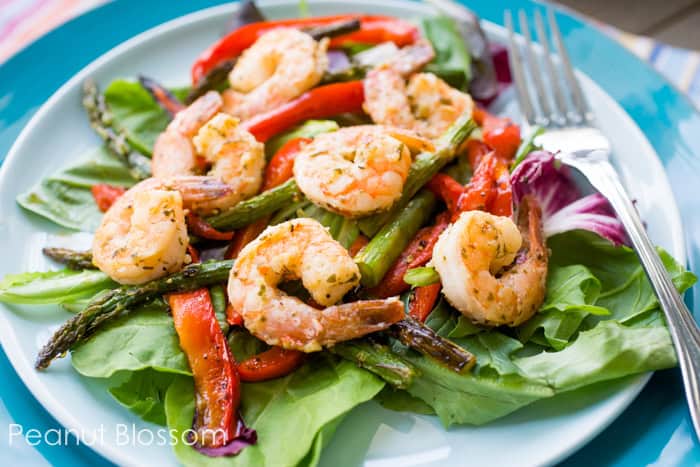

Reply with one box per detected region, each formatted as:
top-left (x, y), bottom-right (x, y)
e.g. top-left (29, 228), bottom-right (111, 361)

top-left (0, 1), bottom-right (686, 466)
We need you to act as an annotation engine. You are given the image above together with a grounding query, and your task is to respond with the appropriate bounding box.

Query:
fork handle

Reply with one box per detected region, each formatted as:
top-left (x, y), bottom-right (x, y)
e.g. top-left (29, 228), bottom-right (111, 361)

top-left (573, 151), bottom-right (700, 439)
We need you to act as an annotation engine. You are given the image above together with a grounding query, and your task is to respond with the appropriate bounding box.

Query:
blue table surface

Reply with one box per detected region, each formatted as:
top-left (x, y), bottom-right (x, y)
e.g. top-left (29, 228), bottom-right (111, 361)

top-left (1, 0), bottom-right (699, 465)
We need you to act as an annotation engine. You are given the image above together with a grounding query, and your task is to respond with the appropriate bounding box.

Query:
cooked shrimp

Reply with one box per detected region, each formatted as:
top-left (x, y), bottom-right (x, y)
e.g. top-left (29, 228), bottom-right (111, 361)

top-left (152, 91), bottom-right (223, 179)
top-left (222, 28), bottom-right (329, 120)
top-left (228, 218), bottom-right (405, 352)
top-left (363, 42), bottom-right (473, 139)
top-left (92, 176), bottom-right (231, 285)
top-left (432, 196), bottom-right (548, 326)
top-left (153, 94), bottom-right (265, 214)
top-left (293, 125), bottom-right (433, 217)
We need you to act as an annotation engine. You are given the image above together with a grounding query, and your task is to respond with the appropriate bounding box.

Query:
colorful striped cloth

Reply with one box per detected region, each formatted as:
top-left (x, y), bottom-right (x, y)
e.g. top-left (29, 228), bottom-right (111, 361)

top-left (1, 0), bottom-right (699, 107)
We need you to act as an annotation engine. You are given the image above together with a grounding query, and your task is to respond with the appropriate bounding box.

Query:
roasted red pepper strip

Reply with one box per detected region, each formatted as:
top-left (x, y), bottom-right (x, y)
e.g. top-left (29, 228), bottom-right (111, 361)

top-left (488, 162), bottom-right (513, 217)
top-left (226, 303), bottom-right (244, 327)
top-left (191, 15), bottom-right (418, 84)
top-left (263, 137), bottom-right (312, 190)
top-left (169, 289), bottom-right (243, 448)
top-left (187, 213), bottom-right (235, 241)
top-left (187, 244), bottom-right (201, 263)
top-left (372, 212), bottom-right (450, 298)
top-left (91, 184), bottom-right (126, 212)
top-left (237, 347), bottom-right (306, 382)
top-left (224, 137), bottom-right (311, 260)
top-left (242, 81), bottom-right (364, 142)
top-left (457, 151), bottom-right (499, 215)
top-left (426, 173), bottom-right (464, 214)
top-left (464, 139), bottom-right (492, 169)
top-left (408, 283), bottom-right (442, 322)
top-left (478, 110), bottom-right (521, 161)
top-left (348, 234), bottom-right (369, 257)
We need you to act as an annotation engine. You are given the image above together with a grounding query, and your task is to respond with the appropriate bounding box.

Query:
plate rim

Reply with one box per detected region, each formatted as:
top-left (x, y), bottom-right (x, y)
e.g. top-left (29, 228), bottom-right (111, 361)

top-left (0, 1), bottom-right (690, 466)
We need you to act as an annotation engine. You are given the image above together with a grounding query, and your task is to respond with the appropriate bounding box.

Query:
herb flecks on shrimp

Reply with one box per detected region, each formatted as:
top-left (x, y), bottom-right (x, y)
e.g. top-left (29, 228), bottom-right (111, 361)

top-left (228, 219), bottom-right (405, 352)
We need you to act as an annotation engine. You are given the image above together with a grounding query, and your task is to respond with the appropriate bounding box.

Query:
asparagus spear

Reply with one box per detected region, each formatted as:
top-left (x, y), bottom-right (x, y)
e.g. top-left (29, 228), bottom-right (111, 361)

top-left (330, 339), bottom-right (417, 389)
top-left (306, 19), bottom-right (361, 40)
top-left (391, 317), bottom-right (475, 374)
top-left (35, 259), bottom-right (234, 370)
top-left (42, 248), bottom-right (95, 270)
top-left (185, 59), bottom-right (237, 104)
top-left (358, 114), bottom-right (476, 236)
top-left (82, 80), bottom-right (152, 180)
top-left (206, 179), bottom-right (302, 230)
top-left (354, 190), bottom-right (436, 288)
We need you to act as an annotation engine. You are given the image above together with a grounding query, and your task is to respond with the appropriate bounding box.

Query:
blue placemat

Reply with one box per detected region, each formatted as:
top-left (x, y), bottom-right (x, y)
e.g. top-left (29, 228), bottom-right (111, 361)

top-left (0, 1), bottom-right (698, 465)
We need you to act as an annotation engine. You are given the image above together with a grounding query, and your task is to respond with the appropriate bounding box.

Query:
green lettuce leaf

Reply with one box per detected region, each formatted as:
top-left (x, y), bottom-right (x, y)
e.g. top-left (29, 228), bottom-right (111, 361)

top-left (17, 146), bottom-right (138, 231)
top-left (164, 356), bottom-right (384, 467)
top-left (515, 319), bottom-right (676, 390)
top-left (0, 269), bottom-right (114, 304)
top-left (517, 264), bottom-right (608, 350)
top-left (548, 230), bottom-right (697, 323)
top-left (109, 369), bottom-right (176, 426)
top-left (421, 16), bottom-right (472, 89)
top-left (103, 79), bottom-right (187, 155)
top-left (71, 300), bottom-right (190, 378)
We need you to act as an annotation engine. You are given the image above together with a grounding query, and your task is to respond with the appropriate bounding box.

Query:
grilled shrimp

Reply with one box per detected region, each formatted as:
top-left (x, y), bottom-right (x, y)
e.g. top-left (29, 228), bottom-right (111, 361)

top-left (432, 196), bottom-right (548, 326)
top-left (293, 125), bottom-right (433, 217)
top-left (363, 42), bottom-right (473, 139)
top-left (92, 176), bottom-right (231, 285)
top-left (153, 92), bottom-right (265, 214)
top-left (228, 218), bottom-right (405, 352)
top-left (222, 28), bottom-right (329, 120)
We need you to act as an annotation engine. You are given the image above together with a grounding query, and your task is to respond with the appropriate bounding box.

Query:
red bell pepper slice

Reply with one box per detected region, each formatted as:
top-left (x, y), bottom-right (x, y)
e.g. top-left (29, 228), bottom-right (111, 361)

top-left (372, 212), bottom-right (450, 298)
top-left (263, 137), bottom-right (312, 190)
top-left (187, 213), bottom-right (234, 241)
top-left (474, 106), bottom-right (521, 161)
top-left (457, 151), bottom-right (499, 214)
top-left (169, 289), bottom-right (251, 450)
top-left (488, 162), bottom-right (513, 217)
top-left (408, 283), bottom-right (442, 322)
top-left (91, 184), bottom-right (126, 212)
top-left (426, 173), bottom-right (464, 214)
top-left (191, 15), bottom-right (419, 84)
top-left (464, 139), bottom-right (492, 169)
top-left (226, 303), bottom-right (244, 327)
top-left (242, 81), bottom-right (364, 142)
top-left (237, 347), bottom-right (306, 382)
top-left (348, 234), bottom-right (369, 257)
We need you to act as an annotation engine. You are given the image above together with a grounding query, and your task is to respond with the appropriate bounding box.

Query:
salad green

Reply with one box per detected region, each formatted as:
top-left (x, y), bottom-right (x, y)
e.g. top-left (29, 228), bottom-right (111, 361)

top-left (0, 5), bottom-right (696, 466)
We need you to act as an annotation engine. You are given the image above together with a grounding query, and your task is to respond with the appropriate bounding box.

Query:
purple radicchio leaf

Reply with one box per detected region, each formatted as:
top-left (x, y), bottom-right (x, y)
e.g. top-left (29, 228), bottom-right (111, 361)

top-left (191, 419), bottom-right (257, 458)
top-left (511, 151), bottom-right (628, 246)
top-left (326, 49), bottom-right (353, 75)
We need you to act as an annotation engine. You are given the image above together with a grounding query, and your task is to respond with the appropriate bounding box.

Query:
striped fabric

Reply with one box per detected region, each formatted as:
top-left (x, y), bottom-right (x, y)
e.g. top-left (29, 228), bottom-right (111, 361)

top-left (1, 0), bottom-right (699, 107)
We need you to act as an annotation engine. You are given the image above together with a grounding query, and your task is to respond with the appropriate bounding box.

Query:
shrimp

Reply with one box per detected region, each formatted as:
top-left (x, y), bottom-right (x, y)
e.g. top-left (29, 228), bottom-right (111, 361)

top-left (92, 176), bottom-right (231, 285)
top-left (432, 196), bottom-right (548, 327)
top-left (222, 28), bottom-right (329, 120)
top-left (153, 92), bottom-right (265, 214)
top-left (293, 125), bottom-right (433, 217)
top-left (363, 42), bottom-right (473, 139)
top-left (228, 218), bottom-right (405, 352)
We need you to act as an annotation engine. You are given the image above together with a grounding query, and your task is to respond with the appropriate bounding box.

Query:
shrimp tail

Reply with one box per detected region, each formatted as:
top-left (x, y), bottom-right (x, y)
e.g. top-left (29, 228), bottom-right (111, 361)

top-left (518, 195), bottom-right (546, 262)
top-left (319, 298), bottom-right (405, 344)
top-left (164, 176), bottom-right (233, 203)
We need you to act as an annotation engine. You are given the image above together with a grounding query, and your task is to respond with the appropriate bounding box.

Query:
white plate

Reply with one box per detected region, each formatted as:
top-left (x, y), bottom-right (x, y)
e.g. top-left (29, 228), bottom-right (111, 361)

top-left (0, 1), bottom-right (686, 466)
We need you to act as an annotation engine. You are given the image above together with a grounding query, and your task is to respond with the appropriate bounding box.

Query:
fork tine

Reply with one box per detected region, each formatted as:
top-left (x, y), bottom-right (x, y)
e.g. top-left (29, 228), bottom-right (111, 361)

top-left (533, 10), bottom-right (567, 126)
top-left (504, 10), bottom-right (536, 125)
top-left (547, 8), bottom-right (593, 123)
top-left (518, 10), bottom-right (550, 126)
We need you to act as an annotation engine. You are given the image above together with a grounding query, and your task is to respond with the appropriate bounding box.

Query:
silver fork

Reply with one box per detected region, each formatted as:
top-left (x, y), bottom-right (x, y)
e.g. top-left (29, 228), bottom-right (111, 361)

top-left (505, 8), bottom-right (700, 439)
